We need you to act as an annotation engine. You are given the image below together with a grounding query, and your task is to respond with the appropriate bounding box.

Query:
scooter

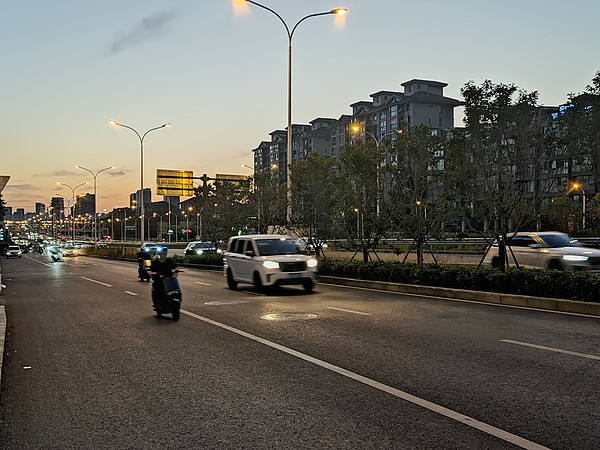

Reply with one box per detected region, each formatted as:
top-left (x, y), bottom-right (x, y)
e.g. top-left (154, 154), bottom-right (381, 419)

top-left (151, 272), bottom-right (182, 321)
top-left (51, 249), bottom-right (62, 262)
top-left (138, 258), bottom-right (152, 282)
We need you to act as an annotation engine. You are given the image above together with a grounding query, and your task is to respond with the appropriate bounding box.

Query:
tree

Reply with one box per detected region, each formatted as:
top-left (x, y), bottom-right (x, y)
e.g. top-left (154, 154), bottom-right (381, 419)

top-left (384, 124), bottom-right (445, 267)
top-left (289, 151), bottom-right (337, 257)
top-left (560, 69), bottom-right (600, 192)
top-left (337, 139), bottom-right (387, 262)
top-left (458, 80), bottom-right (555, 271)
top-left (251, 170), bottom-right (286, 234)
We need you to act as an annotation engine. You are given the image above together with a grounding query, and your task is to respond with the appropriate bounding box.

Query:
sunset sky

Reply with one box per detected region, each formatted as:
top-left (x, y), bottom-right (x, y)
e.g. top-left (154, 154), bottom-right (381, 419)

top-left (2, 0), bottom-right (599, 212)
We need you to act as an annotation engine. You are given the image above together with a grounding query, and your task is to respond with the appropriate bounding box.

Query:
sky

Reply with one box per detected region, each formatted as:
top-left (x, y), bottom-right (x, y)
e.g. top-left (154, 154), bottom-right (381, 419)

top-left (2, 0), bottom-right (599, 213)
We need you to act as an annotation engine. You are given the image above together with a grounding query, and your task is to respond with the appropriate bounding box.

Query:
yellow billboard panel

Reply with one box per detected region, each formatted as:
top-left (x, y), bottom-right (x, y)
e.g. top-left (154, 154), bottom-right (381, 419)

top-left (156, 169), bottom-right (194, 196)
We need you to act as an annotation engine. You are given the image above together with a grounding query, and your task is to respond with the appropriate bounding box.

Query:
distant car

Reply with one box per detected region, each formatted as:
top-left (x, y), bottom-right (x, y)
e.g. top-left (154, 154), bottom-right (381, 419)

top-left (6, 245), bottom-right (22, 258)
top-left (184, 241), bottom-right (222, 256)
top-left (296, 237), bottom-right (328, 252)
top-left (486, 231), bottom-right (600, 271)
top-left (62, 245), bottom-right (79, 257)
top-left (141, 243), bottom-right (166, 255)
top-left (224, 234), bottom-right (317, 293)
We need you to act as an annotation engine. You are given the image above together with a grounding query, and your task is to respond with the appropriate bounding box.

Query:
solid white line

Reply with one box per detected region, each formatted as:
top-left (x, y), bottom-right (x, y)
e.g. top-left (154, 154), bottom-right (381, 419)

top-left (181, 309), bottom-right (547, 449)
top-left (327, 306), bottom-right (371, 316)
top-left (501, 339), bottom-right (600, 360)
top-left (124, 291), bottom-right (139, 296)
top-left (80, 276), bottom-right (112, 287)
top-left (194, 281), bottom-right (211, 286)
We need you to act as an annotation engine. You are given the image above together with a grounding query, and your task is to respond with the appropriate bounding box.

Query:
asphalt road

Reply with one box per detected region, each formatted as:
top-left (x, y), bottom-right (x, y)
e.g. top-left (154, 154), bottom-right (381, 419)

top-left (0, 254), bottom-right (599, 449)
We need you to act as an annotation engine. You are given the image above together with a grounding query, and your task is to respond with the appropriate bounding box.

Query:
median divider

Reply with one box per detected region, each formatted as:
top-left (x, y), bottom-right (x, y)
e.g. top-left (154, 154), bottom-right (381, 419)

top-left (318, 275), bottom-right (600, 316)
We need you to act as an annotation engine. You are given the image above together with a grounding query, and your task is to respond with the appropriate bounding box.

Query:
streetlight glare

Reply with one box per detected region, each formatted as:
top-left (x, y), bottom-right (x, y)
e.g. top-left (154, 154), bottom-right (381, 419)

top-left (332, 8), bottom-right (348, 15)
top-left (108, 120), bottom-right (118, 126)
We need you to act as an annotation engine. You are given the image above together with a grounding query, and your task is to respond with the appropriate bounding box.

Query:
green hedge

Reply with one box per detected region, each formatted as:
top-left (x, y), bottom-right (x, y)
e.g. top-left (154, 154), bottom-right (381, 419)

top-left (317, 259), bottom-right (600, 303)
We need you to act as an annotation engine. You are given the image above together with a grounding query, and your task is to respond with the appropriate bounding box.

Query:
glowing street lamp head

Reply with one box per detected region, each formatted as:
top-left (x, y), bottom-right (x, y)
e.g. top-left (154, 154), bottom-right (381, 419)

top-left (109, 120), bottom-right (118, 126)
top-left (162, 123), bottom-right (171, 128)
top-left (331, 8), bottom-right (348, 15)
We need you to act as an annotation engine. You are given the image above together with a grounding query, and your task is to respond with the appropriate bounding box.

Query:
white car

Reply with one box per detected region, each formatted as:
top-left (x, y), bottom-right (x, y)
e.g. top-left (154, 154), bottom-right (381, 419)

top-left (486, 231), bottom-right (600, 271)
top-left (224, 234), bottom-right (318, 292)
top-left (5, 245), bottom-right (22, 258)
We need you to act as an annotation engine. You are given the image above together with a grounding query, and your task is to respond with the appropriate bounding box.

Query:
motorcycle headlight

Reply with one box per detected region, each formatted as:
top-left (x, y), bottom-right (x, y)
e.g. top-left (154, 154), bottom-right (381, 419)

top-left (307, 258), bottom-right (318, 268)
top-left (263, 260), bottom-right (279, 269)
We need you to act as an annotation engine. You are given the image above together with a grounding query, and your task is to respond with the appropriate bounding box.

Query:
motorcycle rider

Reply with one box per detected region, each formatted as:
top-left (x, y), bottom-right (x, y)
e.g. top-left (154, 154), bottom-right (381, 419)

top-left (147, 248), bottom-right (178, 317)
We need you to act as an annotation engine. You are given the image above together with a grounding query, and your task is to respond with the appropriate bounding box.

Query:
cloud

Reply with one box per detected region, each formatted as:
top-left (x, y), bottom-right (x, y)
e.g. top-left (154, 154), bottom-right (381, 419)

top-left (109, 170), bottom-right (127, 177)
top-left (107, 9), bottom-right (178, 55)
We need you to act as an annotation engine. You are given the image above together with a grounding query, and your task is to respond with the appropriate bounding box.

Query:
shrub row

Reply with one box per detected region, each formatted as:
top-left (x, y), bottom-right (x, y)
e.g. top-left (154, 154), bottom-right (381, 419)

top-left (317, 259), bottom-right (600, 303)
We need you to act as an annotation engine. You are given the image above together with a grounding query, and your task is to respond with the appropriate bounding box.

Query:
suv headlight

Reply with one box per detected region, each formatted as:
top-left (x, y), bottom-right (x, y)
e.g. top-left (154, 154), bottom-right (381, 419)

top-left (263, 260), bottom-right (280, 269)
top-left (307, 258), bottom-right (318, 268)
top-left (562, 255), bottom-right (589, 261)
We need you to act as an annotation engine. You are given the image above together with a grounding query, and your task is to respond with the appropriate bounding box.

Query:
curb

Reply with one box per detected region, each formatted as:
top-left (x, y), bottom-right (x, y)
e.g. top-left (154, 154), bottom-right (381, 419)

top-left (0, 302), bottom-right (5, 398)
top-left (318, 276), bottom-right (600, 316)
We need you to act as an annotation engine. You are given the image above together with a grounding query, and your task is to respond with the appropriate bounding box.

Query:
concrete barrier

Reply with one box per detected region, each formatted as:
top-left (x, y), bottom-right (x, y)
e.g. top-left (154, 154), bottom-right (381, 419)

top-left (318, 276), bottom-right (600, 316)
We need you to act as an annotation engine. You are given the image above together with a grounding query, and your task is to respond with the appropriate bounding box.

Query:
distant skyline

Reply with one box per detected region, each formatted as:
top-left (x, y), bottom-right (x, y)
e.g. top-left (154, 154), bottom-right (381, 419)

top-left (2, 0), bottom-right (599, 212)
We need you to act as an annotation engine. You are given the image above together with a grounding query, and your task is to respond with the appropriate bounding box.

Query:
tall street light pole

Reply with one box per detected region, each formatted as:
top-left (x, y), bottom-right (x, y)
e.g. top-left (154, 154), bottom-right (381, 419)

top-left (573, 183), bottom-right (587, 230)
top-left (239, 0), bottom-right (347, 223)
top-left (109, 120), bottom-right (171, 246)
top-left (351, 126), bottom-right (402, 216)
top-left (75, 165), bottom-right (115, 248)
top-left (57, 181), bottom-right (88, 245)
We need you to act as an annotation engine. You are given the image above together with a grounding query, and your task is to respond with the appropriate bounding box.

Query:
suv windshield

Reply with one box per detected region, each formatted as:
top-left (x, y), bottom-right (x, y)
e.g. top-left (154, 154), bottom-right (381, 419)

top-left (255, 238), bottom-right (299, 256)
top-left (539, 233), bottom-right (573, 248)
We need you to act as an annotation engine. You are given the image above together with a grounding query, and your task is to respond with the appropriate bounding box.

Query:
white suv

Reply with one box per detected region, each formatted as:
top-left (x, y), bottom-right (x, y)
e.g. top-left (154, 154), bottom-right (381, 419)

top-left (5, 245), bottom-right (22, 258)
top-left (224, 234), bottom-right (318, 293)
top-left (486, 231), bottom-right (600, 271)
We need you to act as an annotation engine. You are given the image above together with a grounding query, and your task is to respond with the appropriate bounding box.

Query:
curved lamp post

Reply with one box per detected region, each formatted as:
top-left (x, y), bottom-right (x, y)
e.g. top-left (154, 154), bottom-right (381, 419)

top-left (351, 125), bottom-right (402, 216)
top-left (109, 120), bottom-right (171, 246)
top-left (572, 183), bottom-right (587, 229)
top-left (75, 165), bottom-right (115, 247)
top-left (57, 181), bottom-right (88, 244)
top-left (239, 0), bottom-right (347, 223)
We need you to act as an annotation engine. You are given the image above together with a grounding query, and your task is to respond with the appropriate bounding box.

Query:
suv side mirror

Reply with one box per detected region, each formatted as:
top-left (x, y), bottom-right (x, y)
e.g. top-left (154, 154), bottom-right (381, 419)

top-left (245, 250), bottom-right (255, 257)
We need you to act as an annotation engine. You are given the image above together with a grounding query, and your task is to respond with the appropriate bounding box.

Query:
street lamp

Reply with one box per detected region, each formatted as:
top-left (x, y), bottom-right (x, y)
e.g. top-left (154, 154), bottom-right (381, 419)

top-left (57, 181), bottom-right (88, 244)
top-left (572, 183), bottom-right (587, 229)
top-left (75, 165), bottom-right (115, 247)
top-left (238, 0), bottom-right (347, 223)
top-left (351, 125), bottom-right (402, 216)
top-left (109, 120), bottom-right (171, 246)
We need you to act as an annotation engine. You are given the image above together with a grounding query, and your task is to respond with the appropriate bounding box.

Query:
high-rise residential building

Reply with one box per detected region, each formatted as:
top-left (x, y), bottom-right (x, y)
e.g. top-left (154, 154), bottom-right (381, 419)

top-left (251, 79), bottom-right (462, 180)
top-left (35, 202), bottom-right (46, 214)
top-left (74, 193), bottom-right (95, 217)
top-left (130, 189), bottom-right (151, 211)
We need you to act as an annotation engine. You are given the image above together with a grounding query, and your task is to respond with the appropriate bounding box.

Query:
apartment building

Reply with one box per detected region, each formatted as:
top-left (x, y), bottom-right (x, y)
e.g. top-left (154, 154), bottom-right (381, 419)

top-left (251, 79), bottom-right (462, 178)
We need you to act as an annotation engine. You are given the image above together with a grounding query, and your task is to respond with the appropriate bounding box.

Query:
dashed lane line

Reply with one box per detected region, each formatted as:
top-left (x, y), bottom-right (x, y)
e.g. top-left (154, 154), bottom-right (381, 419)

top-left (181, 308), bottom-right (548, 450)
top-left (194, 281), bottom-right (211, 286)
top-left (80, 276), bottom-right (112, 287)
top-left (501, 339), bottom-right (600, 360)
top-left (124, 291), bottom-right (139, 296)
top-left (327, 306), bottom-right (371, 316)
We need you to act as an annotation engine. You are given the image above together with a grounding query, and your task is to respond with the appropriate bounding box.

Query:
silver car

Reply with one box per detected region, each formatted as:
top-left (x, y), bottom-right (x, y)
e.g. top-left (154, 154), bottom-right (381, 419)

top-left (486, 231), bottom-right (600, 271)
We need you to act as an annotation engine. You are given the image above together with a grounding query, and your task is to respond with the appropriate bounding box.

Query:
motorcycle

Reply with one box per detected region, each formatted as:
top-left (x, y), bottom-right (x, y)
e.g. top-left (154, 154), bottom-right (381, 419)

top-left (51, 249), bottom-right (62, 262)
top-left (138, 258), bottom-right (152, 282)
top-left (151, 272), bottom-right (182, 321)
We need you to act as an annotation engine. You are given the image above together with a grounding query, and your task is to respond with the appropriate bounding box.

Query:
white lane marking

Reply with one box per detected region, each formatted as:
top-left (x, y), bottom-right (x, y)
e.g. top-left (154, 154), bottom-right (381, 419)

top-left (321, 282), bottom-right (600, 319)
top-left (124, 291), bottom-right (139, 296)
top-left (25, 256), bottom-right (53, 267)
top-left (327, 306), bottom-right (371, 316)
top-left (194, 281), bottom-right (211, 286)
top-left (181, 309), bottom-right (547, 449)
top-left (501, 339), bottom-right (600, 361)
top-left (80, 276), bottom-right (112, 287)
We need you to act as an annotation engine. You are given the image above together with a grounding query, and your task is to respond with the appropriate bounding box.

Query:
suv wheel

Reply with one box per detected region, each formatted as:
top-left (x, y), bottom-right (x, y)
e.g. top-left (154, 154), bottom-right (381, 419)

top-left (253, 271), bottom-right (264, 293)
top-left (548, 259), bottom-right (563, 271)
top-left (303, 280), bottom-right (314, 293)
top-left (227, 268), bottom-right (237, 290)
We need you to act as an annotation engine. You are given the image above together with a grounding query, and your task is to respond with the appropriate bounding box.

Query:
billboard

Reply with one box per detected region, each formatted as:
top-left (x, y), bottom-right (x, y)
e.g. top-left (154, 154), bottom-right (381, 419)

top-left (156, 169), bottom-right (194, 196)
